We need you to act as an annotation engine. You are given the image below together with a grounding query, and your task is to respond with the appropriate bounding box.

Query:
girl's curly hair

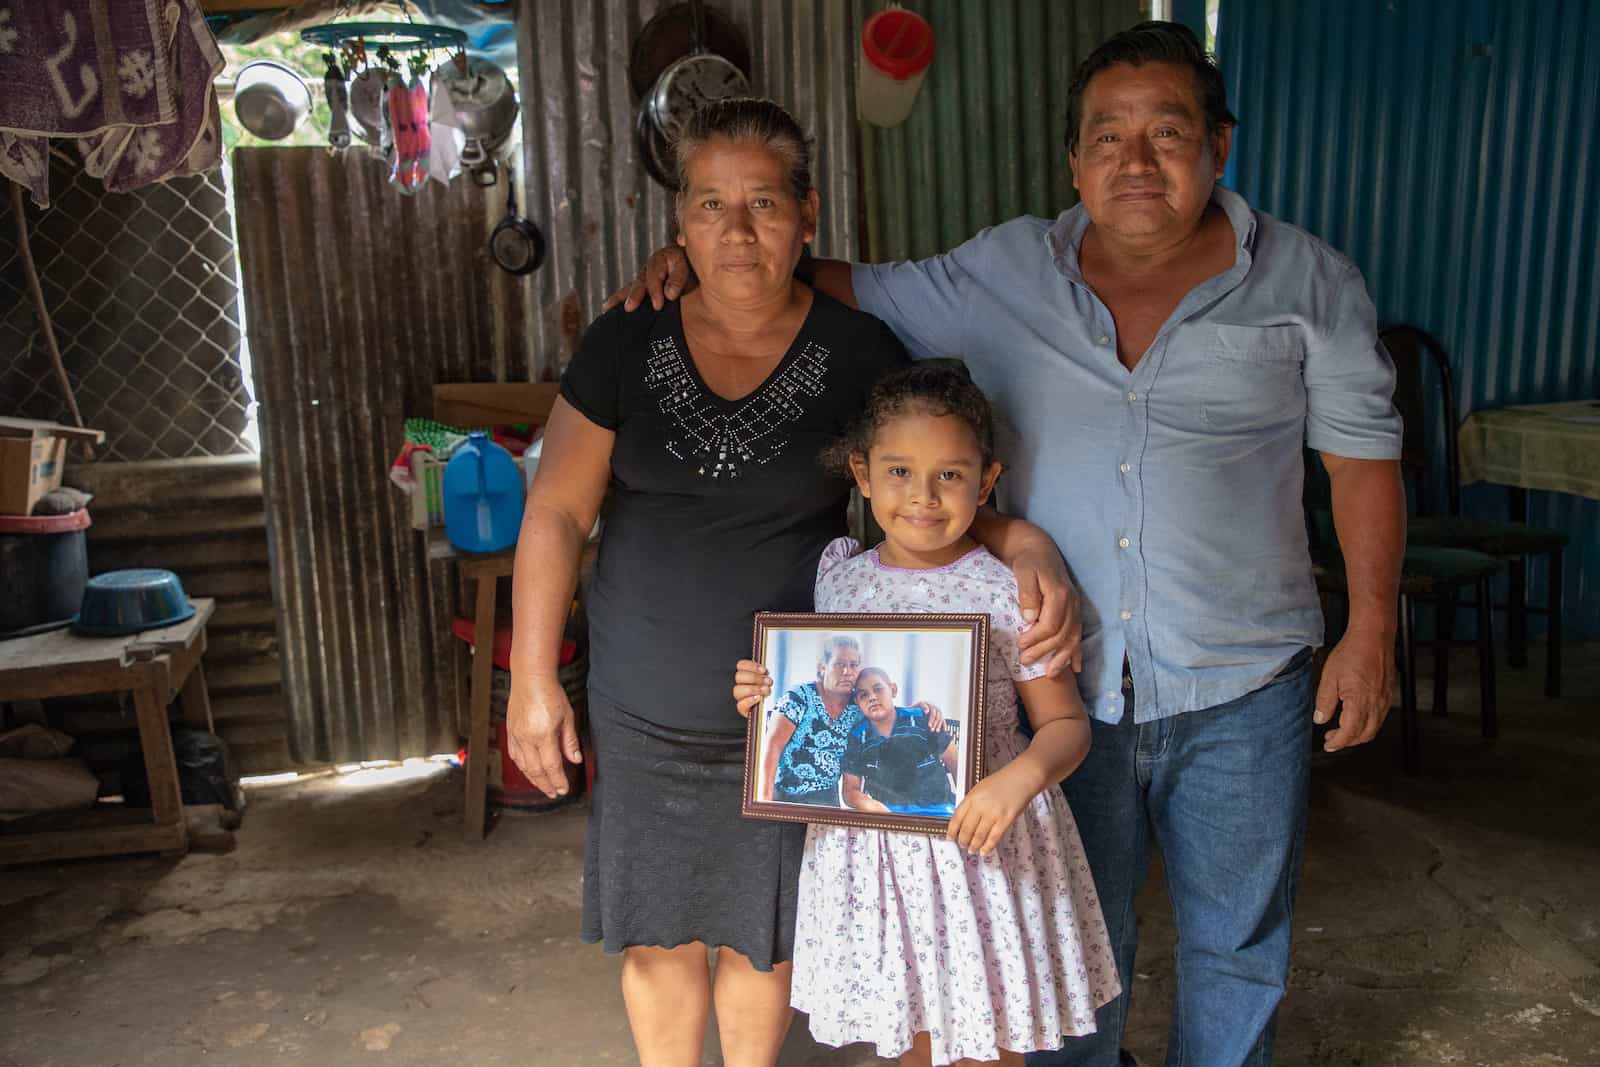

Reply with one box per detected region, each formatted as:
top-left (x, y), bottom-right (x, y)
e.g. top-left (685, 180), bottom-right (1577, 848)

top-left (824, 361), bottom-right (998, 474)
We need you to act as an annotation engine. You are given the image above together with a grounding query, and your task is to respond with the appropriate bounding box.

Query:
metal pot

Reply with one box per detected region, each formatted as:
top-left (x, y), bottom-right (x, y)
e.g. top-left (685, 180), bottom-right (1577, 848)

top-left (443, 58), bottom-right (518, 152)
top-left (234, 60), bottom-right (312, 141)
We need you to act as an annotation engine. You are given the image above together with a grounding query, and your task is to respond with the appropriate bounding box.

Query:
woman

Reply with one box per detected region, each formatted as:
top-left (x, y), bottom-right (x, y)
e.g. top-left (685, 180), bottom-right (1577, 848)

top-left (507, 98), bottom-right (1074, 1067)
top-left (760, 634), bottom-right (862, 805)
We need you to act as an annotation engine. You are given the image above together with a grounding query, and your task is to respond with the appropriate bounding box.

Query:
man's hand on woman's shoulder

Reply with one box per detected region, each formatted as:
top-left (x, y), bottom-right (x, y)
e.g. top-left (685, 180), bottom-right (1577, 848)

top-left (604, 246), bottom-right (695, 313)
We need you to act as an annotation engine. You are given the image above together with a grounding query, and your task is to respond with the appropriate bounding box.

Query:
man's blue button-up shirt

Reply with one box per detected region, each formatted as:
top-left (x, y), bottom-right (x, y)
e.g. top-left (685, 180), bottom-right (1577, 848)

top-left (852, 187), bottom-right (1402, 723)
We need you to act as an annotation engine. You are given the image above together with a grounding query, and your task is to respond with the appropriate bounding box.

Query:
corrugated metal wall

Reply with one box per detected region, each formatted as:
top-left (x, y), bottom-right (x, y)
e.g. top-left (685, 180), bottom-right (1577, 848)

top-left (1219, 0), bottom-right (1600, 637)
top-left (232, 147), bottom-right (536, 764)
top-left (67, 457), bottom-right (289, 773)
top-left (514, 0), bottom-right (862, 372)
top-left (853, 0), bottom-right (1149, 262)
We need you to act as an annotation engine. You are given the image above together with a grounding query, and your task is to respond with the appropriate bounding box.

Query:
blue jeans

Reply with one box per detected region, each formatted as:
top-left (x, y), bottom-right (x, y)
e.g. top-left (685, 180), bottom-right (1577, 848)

top-left (1029, 652), bottom-right (1314, 1067)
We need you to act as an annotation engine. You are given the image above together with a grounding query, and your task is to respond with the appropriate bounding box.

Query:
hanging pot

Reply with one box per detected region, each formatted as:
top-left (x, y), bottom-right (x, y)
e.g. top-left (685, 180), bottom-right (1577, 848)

top-left (443, 57), bottom-right (519, 153)
top-left (628, 1), bottom-right (750, 189)
top-left (647, 51), bottom-right (749, 143)
top-left (234, 60), bottom-right (312, 141)
top-left (490, 171), bottom-right (545, 276)
top-left (628, 2), bottom-right (751, 100)
top-left (635, 103), bottom-right (676, 190)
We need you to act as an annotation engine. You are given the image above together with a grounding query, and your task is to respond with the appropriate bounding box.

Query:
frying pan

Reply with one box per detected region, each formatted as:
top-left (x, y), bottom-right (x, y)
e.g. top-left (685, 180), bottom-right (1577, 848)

top-left (490, 170), bottom-right (545, 276)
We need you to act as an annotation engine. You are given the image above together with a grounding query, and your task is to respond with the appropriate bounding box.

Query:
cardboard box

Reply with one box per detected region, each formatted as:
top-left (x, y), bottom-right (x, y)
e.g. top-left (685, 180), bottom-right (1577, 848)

top-left (0, 417), bottom-right (105, 516)
top-left (0, 435), bottom-right (67, 516)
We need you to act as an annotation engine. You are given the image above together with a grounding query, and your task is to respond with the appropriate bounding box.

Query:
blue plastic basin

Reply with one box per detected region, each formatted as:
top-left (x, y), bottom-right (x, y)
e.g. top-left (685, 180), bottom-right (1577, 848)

top-left (72, 569), bottom-right (195, 636)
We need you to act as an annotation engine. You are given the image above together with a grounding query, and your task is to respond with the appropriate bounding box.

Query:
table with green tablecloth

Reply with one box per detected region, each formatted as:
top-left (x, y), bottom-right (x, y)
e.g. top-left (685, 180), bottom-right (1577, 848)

top-left (1458, 400), bottom-right (1597, 677)
top-left (1459, 400), bottom-right (1600, 504)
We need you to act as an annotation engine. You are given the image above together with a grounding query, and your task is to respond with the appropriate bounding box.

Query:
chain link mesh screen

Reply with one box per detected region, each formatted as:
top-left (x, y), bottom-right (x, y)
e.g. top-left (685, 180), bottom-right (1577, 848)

top-left (0, 156), bottom-right (250, 461)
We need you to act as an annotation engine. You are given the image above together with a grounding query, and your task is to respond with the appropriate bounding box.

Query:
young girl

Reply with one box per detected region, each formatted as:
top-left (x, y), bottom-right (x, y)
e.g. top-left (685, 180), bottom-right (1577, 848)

top-left (734, 364), bottom-right (1120, 1066)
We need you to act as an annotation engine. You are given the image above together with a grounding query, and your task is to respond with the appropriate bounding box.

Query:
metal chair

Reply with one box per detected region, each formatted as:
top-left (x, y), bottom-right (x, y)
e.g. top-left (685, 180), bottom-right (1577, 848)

top-left (1305, 465), bottom-right (1500, 776)
top-left (1381, 324), bottom-right (1568, 702)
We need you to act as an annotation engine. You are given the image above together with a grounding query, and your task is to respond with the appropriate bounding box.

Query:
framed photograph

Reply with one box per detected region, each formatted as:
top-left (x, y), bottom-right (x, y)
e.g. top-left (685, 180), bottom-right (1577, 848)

top-left (742, 612), bottom-right (989, 835)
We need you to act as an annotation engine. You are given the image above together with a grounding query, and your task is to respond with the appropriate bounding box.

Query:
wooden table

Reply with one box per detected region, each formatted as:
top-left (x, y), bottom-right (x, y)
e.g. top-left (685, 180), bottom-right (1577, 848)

top-left (458, 551), bottom-right (515, 840)
top-left (435, 532), bottom-right (592, 841)
top-left (0, 600), bottom-right (215, 865)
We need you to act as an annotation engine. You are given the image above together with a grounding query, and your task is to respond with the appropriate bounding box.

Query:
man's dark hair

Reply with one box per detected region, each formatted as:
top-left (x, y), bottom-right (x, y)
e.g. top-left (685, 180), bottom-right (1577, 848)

top-left (1063, 21), bottom-right (1238, 155)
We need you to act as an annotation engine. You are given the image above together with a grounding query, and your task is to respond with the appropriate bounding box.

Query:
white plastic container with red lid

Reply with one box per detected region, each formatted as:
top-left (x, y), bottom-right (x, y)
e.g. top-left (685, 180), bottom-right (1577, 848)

top-left (857, 7), bottom-right (936, 128)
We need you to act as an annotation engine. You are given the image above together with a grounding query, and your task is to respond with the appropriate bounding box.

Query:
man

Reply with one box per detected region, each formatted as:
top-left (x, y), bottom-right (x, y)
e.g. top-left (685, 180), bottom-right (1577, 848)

top-left (617, 22), bottom-right (1403, 1066)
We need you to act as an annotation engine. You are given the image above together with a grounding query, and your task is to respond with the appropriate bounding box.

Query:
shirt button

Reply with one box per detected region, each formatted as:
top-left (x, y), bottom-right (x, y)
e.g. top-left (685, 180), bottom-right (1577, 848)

top-left (1120, 610), bottom-right (1133, 621)
top-left (1106, 691), bottom-right (1119, 700)
top-left (1098, 334), bottom-right (1111, 345)
top-left (1127, 390), bottom-right (1139, 402)
top-left (1118, 536), bottom-right (1131, 548)
top-left (1119, 462), bottom-right (1131, 474)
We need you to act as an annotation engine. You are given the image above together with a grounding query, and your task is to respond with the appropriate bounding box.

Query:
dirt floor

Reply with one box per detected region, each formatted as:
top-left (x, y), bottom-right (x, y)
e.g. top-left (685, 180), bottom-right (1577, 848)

top-left (3, 640), bottom-right (1598, 1066)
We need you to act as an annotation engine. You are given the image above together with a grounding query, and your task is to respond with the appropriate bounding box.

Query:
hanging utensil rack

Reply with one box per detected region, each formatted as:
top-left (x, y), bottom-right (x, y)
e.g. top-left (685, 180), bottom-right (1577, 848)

top-left (300, 21), bottom-right (468, 54)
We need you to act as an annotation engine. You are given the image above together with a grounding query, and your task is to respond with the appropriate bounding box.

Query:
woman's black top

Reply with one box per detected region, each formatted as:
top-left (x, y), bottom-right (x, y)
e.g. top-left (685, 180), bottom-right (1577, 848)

top-left (560, 292), bottom-right (909, 734)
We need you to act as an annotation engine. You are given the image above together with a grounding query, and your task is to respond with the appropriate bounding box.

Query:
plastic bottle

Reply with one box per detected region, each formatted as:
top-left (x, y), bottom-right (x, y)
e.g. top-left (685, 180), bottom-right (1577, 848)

top-left (442, 431), bottom-right (524, 553)
top-left (857, 8), bottom-right (936, 128)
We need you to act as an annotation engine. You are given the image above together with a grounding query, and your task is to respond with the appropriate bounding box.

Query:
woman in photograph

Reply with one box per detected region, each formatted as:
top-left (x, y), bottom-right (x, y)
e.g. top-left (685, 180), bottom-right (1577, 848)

top-left (758, 634), bottom-right (863, 805)
top-left (506, 99), bottom-right (1076, 1067)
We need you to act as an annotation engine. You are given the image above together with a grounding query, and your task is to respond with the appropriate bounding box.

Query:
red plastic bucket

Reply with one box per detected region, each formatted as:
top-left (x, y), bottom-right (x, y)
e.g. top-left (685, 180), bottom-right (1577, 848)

top-left (484, 665), bottom-right (585, 813)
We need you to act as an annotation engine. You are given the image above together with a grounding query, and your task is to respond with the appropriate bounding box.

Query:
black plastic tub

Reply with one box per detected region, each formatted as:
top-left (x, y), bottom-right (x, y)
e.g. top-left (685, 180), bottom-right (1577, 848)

top-left (0, 508), bottom-right (90, 638)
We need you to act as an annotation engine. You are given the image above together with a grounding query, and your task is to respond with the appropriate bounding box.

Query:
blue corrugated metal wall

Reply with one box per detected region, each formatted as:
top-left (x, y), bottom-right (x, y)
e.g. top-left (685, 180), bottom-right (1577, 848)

top-left (1219, 0), bottom-right (1600, 637)
top-left (853, 0), bottom-right (1148, 262)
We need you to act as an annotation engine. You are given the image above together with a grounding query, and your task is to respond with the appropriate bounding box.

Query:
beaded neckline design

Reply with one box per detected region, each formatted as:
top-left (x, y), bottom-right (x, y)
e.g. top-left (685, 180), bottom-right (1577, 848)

top-left (644, 333), bottom-right (832, 479)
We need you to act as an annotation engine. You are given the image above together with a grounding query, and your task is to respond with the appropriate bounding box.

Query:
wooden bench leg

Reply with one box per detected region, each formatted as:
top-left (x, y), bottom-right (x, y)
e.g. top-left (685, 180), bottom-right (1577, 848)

top-left (179, 667), bottom-right (215, 733)
top-left (132, 683), bottom-right (189, 854)
top-left (464, 575), bottom-right (497, 840)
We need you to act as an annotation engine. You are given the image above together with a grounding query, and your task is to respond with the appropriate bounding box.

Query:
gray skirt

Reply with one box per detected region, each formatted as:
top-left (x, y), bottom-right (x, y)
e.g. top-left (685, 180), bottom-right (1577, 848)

top-left (581, 697), bottom-right (805, 972)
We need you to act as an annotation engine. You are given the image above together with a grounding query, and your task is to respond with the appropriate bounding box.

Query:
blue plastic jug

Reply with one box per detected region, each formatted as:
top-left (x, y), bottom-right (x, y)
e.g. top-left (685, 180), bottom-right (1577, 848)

top-left (442, 431), bottom-right (524, 553)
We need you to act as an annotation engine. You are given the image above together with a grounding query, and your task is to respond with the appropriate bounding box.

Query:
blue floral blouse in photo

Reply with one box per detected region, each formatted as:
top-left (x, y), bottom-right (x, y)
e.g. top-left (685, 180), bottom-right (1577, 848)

top-left (773, 681), bottom-right (863, 803)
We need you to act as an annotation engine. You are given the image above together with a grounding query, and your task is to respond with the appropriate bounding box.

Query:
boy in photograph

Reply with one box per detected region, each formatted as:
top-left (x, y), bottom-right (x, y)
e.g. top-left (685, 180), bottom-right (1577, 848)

top-left (840, 668), bottom-right (959, 816)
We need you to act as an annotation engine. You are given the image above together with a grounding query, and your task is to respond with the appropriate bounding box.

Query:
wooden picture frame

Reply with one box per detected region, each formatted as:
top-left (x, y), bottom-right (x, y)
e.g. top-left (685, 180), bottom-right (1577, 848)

top-left (742, 611), bottom-right (989, 835)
